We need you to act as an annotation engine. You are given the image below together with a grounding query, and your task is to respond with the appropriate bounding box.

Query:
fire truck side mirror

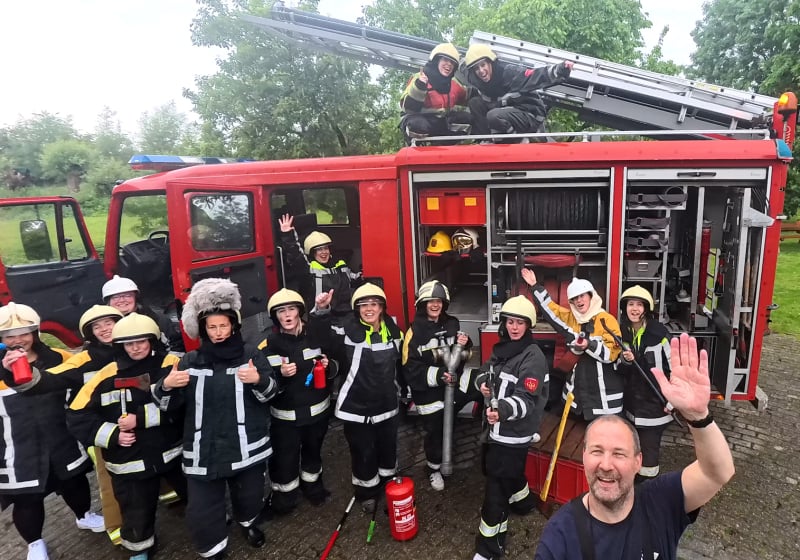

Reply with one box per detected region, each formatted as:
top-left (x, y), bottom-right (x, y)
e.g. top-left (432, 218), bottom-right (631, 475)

top-left (19, 219), bottom-right (54, 262)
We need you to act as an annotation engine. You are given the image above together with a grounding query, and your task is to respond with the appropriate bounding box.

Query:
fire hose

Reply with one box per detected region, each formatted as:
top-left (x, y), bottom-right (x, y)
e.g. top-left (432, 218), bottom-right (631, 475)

top-left (438, 331), bottom-right (468, 477)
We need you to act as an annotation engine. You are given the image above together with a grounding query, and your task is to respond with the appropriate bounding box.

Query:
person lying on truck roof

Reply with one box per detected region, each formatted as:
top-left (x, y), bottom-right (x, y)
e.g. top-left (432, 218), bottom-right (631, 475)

top-left (535, 333), bottom-right (735, 560)
top-left (399, 42), bottom-right (472, 145)
top-left (522, 268), bottom-right (624, 421)
top-left (464, 44), bottom-right (572, 143)
top-left (277, 213), bottom-right (363, 322)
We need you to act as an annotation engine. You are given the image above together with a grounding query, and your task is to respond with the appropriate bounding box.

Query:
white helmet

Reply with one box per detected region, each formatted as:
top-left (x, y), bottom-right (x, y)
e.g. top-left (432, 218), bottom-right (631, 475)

top-left (567, 278), bottom-right (594, 300)
top-left (102, 275), bottom-right (139, 300)
top-left (451, 228), bottom-right (480, 254)
top-left (0, 302), bottom-right (41, 337)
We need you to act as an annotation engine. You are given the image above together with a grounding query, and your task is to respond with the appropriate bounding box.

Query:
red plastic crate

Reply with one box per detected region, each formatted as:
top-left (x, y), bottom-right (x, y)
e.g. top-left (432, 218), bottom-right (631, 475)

top-left (525, 448), bottom-right (588, 505)
top-left (418, 188), bottom-right (486, 225)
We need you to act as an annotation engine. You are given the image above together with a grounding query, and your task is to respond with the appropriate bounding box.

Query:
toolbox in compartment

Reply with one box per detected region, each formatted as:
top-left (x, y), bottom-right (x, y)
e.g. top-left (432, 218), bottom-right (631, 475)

top-left (418, 188), bottom-right (486, 225)
top-left (624, 260), bottom-right (662, 278)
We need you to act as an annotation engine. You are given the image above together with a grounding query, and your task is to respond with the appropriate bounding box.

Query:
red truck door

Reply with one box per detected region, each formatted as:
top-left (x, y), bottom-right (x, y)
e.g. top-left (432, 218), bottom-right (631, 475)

top-left (0, 198), bottom-right (104, 346)
top-left (167, 184), bottom-right (272, 346)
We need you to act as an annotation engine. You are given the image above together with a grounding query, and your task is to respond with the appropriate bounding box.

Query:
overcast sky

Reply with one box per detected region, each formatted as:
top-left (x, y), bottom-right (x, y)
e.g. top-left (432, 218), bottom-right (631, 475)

top-left (0, 1), bottom-right (705, 136)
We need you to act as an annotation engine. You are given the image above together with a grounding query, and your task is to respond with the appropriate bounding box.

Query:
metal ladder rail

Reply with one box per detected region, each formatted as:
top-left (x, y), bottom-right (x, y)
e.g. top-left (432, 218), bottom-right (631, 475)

top-left (243, 7), bottom-right (776, 131)
top-left (472, 32), bottom-right (775, 114)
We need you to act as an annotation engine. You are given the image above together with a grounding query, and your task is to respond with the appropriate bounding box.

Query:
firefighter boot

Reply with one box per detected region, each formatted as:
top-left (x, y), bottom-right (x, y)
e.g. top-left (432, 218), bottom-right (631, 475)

top-left (241, 524), bottom-right (265, 548)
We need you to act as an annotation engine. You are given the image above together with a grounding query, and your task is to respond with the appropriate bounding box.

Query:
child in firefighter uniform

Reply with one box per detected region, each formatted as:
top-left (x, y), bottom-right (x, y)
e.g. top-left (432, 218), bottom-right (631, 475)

top-left (522, 268), bottom-right (623, 420)
top-left (278, 213), bottom-right (363, 319)
top-left (401, 280), bottom-right (479, 491)
top-left (259, 289), bottom-right (332, 514)
top-left (3, 305), bottom-right (126, 544)
top-left (67, 313), bottom-right (186, 560)
top-left (153, 278), bottom-right (277, 559)
top-left (312, 284), bottom-right (403, 513)
top-left (473, 295), bottom-right (548, 560)
top-left (618, 285), bottom-right (673, 482)
top-left (0, 303), bottom-right (104, 560)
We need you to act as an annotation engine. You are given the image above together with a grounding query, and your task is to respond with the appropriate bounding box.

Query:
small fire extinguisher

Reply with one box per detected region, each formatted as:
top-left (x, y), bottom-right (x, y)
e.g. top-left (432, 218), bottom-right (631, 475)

top-left (386, 477), bottom-right (417, 541)
top-left (313, 359), bottom-right (326, 389)
top-left (5, 345), bottom-right (32, 384)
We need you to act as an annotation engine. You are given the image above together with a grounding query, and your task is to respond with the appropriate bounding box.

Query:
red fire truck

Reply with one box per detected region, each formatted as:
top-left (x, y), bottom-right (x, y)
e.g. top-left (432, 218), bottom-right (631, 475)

top-left (0, 7), bottom-right (796, 504)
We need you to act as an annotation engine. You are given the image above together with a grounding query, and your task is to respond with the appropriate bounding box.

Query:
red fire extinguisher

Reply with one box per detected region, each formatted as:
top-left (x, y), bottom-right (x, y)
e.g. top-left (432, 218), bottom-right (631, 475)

top-left (312, 359), bottom-right (326, 389)
top-left (386, 476), bottom-right (418, 541)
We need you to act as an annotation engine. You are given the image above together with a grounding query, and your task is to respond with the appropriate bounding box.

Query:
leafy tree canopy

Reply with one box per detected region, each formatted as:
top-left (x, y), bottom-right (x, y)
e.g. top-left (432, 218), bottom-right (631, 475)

top-left (186, 0), bottom-right (389, 158)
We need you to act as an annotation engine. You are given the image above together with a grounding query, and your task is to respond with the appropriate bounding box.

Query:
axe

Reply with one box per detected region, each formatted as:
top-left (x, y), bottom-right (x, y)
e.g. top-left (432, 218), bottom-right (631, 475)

top-left (114, 374), bottom-right (151, 419)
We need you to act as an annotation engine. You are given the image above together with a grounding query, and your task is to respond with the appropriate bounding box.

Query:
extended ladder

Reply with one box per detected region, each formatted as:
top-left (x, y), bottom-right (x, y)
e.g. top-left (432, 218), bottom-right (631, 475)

top-left (242, 5), bottom-right (778, 134)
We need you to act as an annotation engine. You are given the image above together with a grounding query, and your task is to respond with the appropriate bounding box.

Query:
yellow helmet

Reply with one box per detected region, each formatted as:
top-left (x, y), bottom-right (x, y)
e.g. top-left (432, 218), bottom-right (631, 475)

top-left (415, 280), bottom-right (450, 309)
top-left (267, 288), bottom-right (305, 318)
top-left (303, 231), bottom-right (333, 256)
top-left (429, 43), bottom-right (459, 65)
top-left (500, 296), bottom-right (537, 325)
top-left (111, 312), bottom-right (160, 344)
top-left (351, 283), bottom-right (387, 309)
top-left (79, 305), bottom-right (123, 339)
top-left (465, 44), bottom-right (497, 70)
top-left (426, 231), bottom-right (452, 253)
top-left (620, 285), bottom-right (654, 312)
top-left (0, 302), bottom-right (41, 337)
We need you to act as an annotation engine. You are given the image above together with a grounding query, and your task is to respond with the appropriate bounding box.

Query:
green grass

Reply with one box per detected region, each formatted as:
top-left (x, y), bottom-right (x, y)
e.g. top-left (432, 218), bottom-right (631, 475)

top-left (772, 241), bottom-right (800, 335)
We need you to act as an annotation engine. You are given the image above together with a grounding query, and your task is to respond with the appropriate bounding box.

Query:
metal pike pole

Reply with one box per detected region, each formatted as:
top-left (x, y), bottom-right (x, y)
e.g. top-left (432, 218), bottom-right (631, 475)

top-left (599, 318), bottom-right (684, 428)
top-left (319, 496), bottom-right (356, 560)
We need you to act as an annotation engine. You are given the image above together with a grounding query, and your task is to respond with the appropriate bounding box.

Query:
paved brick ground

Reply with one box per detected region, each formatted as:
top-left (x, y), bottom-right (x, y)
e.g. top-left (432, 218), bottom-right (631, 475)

top-left (2, 334), bottom-right (799, 559)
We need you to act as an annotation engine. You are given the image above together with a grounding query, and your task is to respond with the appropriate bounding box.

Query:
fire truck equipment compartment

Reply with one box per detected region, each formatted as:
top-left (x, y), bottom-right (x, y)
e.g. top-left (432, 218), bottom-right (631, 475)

top-left (418, 188), bottom-right (486, 225)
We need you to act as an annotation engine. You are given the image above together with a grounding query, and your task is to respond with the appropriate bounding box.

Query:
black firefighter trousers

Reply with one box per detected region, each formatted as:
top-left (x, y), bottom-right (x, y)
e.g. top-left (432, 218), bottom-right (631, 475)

top-left (110, 463), bottom-right (187, 553)
top-left (343, 416), bottom-right (399, 502)
top-left (269, 415), bottom-right (329, 512)
top-left (476, 444), bottom-right (535, 559)
top-left (186, 463), bottom-right (266, 557)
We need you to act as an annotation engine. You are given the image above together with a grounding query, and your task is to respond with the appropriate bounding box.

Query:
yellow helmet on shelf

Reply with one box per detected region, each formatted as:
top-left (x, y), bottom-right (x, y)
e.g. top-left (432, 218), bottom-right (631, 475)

top-left (426, 231), bottom-right (452, 253)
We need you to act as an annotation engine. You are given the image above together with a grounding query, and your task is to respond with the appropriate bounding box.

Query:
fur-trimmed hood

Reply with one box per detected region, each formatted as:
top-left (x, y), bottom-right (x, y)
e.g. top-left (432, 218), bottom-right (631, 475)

top-left (181, 278), bottom-right (242, 340)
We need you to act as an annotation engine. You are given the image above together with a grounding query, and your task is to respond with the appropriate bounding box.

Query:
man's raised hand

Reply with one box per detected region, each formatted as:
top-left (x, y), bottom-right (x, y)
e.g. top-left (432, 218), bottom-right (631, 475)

top-left (651, 333), bottom-right (711, 422)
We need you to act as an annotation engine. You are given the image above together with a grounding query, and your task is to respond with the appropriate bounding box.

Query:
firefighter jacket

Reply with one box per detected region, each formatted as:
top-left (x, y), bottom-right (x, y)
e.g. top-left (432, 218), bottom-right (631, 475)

top-left (67, 352), bottom-right (183, 479)
top-left (400, 59), bottom-right (468, 116)
top-left (401, 311), bottom-right (472, 415)
top-left (466, 60), bottom-right (569, 124)
top-left (530, 284), bottom-right (624, 420)
top-left (474, 334), bottom-right (548, 448)
top-left (0, 343), bottom-right (90, 496)
top-left (280, 230), bottom-right (362, 316)
top-left (312, 308), bottom-right (403, 424)
top-left (0, 342), bottom-right (115, 404)
top-left (152, 340), bottom-right (277, 480)
top-left (619, 321), bottom-right (673, 427)
top-left (258, 324), bottom-right (331, 426)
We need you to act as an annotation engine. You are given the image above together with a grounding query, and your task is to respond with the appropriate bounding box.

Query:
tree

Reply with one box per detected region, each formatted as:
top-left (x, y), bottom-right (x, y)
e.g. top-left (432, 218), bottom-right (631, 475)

top-left (138, 101), bottom-right (189, 154)
top-left (690, 0), bottom-right (800, 94)
top-left (691, 0), bottom-right (800, 215)
top-left (93, 107), bottom-right (136, 161)
top-left (4, 112), bottom-right (78, 179)
top-left (39, 139), bottom-right (97, 193)
top-left (83, 157), bottom-right (137, 198)
top-left (186, 0), bottom-right (389, 158)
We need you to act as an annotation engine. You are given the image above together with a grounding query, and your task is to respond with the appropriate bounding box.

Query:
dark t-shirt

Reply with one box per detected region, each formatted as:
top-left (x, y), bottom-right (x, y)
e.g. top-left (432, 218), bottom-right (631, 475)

top-left (535, 471), bottom-right (698, 560)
